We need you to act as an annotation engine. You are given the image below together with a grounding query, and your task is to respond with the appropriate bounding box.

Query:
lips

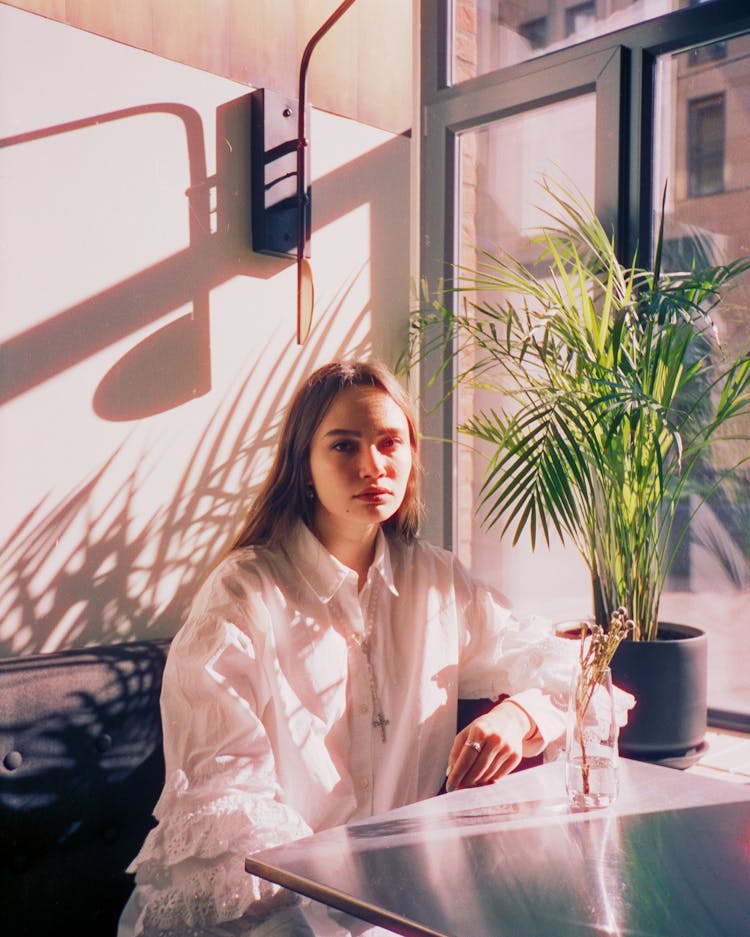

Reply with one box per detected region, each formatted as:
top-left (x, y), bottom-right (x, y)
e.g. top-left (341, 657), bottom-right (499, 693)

top-left (355, 487), bottom-right (392, 502)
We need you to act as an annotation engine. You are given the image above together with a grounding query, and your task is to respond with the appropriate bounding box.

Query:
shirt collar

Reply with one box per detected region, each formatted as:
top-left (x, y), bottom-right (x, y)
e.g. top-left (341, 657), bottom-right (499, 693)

top-left (368, 527), bottom-right (399, 597)
top-left (287, 522), bottom-right (398, 603)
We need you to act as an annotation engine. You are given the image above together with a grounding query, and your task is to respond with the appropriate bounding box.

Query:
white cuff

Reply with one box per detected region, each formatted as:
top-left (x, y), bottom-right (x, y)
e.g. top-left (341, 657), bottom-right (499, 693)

top-left (506, 688), bottom-right (566, 756)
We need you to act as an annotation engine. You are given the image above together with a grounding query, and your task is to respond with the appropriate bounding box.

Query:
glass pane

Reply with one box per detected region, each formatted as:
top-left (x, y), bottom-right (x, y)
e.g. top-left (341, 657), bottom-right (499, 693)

top-left (452, 0), bottom-right (711, 84)
top-left (653, 34), bottom-right (750, 716)
top-left (456, 93), bottom-right (596, 622)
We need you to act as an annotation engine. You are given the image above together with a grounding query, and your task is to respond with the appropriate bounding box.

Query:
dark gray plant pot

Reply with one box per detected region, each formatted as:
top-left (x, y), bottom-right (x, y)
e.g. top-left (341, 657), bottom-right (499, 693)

top-left (610, 622), bottom-right (707, 763)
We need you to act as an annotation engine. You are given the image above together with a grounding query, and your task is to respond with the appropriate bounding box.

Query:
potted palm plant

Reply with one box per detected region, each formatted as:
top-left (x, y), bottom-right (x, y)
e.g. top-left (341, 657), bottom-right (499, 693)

top-left (406, 178), bottom-right (750, 762)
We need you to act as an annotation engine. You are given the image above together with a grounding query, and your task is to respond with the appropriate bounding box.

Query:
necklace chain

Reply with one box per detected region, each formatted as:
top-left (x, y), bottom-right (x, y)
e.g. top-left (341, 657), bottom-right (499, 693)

top-left (344, 584), bottom-right (388, 743)
top-left (357, 633), bottom-right (389, 742)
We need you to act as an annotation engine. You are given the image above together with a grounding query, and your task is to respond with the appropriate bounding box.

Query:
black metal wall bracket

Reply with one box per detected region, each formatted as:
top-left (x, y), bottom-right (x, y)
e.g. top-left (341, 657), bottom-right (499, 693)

top-left (249, 88), bottom-right (310, 258)
top-left (249, 0), bottom-right (358, 342)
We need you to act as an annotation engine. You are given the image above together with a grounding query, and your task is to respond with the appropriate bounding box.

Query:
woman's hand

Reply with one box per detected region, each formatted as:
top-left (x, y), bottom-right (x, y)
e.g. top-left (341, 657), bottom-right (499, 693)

top-left (445, 700), bottom-right (537, 792)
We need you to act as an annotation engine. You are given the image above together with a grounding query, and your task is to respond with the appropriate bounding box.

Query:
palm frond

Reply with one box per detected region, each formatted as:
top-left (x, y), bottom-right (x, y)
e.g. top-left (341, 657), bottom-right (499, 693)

top-left (405, 176), bottom-right (750, 639)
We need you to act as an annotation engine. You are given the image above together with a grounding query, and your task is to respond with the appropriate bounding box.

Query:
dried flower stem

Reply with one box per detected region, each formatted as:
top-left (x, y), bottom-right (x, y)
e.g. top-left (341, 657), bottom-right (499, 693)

top-left (573, 606), bottom-right (632, 794)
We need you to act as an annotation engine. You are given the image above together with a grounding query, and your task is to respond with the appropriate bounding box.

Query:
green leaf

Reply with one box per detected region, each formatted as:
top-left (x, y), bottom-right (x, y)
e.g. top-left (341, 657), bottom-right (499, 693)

top-left (404, 174), bottom-right (750, 638)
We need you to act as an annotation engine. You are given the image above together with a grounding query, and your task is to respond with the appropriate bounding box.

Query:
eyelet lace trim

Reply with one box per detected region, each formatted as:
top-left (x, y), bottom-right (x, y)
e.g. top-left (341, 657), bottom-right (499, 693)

top-left (130, 791), bottom-right (311, 932)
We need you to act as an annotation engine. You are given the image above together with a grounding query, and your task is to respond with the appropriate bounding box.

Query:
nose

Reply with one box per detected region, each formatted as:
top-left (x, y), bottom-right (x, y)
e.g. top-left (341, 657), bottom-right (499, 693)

top-left (360, 444), bottom-right (386, 478)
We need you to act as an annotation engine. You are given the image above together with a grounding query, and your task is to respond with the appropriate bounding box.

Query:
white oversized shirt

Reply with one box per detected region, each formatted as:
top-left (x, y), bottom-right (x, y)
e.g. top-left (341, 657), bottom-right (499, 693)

top-left (121, 523), bottom-right (583, 936)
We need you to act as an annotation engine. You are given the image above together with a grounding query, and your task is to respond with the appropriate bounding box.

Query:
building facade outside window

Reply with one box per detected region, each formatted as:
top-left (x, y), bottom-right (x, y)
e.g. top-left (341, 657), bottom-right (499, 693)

top-left (518, 16), bottom-right (547, 50)
top-left (454, 1), bottom-right (703, 84)
top-left (565, 2), bottom-right (597, 38)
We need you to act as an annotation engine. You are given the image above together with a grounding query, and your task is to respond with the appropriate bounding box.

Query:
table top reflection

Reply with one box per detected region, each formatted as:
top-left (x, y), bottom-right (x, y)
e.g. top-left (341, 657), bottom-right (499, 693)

top-left (245, 759), bottom-right (750, 937)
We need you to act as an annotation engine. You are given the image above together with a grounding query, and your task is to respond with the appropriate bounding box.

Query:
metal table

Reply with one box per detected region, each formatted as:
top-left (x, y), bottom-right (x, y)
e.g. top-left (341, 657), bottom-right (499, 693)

top-left (245, 759), bottom-right (750, 936)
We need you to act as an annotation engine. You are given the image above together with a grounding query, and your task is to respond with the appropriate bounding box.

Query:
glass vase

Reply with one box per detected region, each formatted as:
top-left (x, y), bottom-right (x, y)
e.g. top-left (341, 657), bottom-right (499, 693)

top-left (565, 665), bottom-right (619, 809)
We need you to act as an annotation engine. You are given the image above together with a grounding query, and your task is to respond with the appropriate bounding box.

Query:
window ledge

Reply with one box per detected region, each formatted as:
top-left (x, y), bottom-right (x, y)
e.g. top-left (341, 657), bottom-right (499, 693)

top-left (685, 728), bottom-right (750, 784)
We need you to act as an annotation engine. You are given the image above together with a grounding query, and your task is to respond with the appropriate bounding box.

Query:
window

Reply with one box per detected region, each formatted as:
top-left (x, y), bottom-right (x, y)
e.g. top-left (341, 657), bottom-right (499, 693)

top-left (565, 2), bottom-right (596, 39)
top-left (687, 94), bottom-right (725, 196)
top-left (687, 41), bottom-right (728, 65)
top-left (452, 1), bottom-right (677, 82)
top-left (518, 16), bottom-right (547, 50)
top-left (654, 42), bottom-right (750, 717)
top-left (425, 2), bottom-right (750, 724)
top-left (456, 95), bottom-right (597, 614)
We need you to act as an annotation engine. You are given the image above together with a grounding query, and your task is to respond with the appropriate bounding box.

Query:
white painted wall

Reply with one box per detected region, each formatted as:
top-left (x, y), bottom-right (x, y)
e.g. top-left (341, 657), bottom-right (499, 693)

top-left (0, 6), bottom-right (411, 655)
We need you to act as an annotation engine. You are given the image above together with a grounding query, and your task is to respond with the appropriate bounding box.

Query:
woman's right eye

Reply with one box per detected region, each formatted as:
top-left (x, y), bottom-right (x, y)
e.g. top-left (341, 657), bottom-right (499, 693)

top-left (332, 440), bottom-right (355, 452)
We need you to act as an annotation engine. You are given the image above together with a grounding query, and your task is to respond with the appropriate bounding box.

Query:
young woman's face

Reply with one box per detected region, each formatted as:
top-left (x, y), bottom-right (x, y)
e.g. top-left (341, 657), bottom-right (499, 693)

top-left (308, 385), bottom-right (413, 544)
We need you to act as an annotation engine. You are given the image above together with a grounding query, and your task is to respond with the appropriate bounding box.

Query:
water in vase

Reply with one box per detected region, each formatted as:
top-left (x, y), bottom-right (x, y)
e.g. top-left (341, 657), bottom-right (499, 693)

top-left (565, 755), bottom-right (618, 808)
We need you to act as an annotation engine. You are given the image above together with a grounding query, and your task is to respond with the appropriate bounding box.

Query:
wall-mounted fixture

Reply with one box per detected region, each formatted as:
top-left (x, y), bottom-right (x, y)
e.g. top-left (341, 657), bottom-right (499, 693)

top-left (250, 0), bottom-right (358, 345)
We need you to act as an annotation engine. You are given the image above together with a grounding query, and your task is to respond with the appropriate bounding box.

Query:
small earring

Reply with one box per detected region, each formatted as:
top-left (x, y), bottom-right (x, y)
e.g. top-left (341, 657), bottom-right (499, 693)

top-left (306, 483), bottom-right (315, 501)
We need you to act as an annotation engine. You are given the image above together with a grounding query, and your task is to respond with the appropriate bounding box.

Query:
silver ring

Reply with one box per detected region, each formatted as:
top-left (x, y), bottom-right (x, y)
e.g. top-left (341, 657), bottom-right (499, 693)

top-left (464, 740), bottom-right (482, 753)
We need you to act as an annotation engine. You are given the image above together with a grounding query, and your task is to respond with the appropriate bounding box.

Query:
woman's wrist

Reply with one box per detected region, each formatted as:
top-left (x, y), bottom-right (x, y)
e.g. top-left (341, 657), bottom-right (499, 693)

top-left (498, 699), bottom-right (540, 748)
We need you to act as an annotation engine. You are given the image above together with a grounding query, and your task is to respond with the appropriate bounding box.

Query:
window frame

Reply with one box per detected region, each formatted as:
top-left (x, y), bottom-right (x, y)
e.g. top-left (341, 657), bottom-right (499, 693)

top-left (419, 0), bottom-right (750, 729)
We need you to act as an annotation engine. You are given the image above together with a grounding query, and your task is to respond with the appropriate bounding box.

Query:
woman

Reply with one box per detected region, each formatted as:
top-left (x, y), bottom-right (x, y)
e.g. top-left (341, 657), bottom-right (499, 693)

top-left (119, 360), bottom-right (582, 937)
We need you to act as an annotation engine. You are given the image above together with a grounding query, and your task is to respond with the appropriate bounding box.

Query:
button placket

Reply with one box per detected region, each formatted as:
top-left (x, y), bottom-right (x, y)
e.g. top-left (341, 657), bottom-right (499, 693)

top-left (336, 585), bottom-right (375, 812)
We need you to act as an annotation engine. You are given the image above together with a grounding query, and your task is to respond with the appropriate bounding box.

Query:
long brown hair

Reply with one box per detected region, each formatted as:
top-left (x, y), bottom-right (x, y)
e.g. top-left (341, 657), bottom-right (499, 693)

top-left (230, 360), bottom-right (422, 551)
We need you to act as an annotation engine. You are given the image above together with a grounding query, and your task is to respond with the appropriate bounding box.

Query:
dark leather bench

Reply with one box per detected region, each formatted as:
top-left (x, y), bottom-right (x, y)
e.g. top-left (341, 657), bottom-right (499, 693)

top-left (0, 640), bottom-right (169, 937)
top-left (0, 638), bottom-right (534, 936)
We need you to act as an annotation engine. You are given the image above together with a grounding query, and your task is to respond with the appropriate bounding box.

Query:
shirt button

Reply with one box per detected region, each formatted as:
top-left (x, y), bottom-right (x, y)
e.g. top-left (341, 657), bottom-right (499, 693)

top-left (359, 703), bottom-right (369, 714)
top-left (359, 777), bottom-right (370, 790)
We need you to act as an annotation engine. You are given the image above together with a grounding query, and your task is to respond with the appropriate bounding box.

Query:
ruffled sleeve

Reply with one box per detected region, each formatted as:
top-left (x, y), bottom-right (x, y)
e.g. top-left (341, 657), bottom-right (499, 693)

top-left (126, 556), bottom-right (313, 935)
top-left (455, 564), bottom-right (633, 754)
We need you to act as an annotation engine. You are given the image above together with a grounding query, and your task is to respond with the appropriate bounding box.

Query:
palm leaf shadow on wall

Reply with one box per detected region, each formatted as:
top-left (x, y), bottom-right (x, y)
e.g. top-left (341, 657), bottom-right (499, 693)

top-left (0, 286), bottom-right (370, 657)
